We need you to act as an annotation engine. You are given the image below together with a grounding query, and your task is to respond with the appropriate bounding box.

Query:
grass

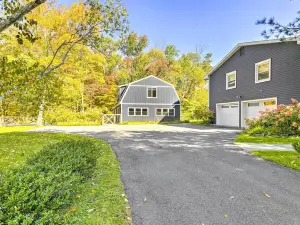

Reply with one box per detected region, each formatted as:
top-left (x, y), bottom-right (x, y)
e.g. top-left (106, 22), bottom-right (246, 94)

top-left (0, 132), bottom-right (70, 169)
top-left (0, 132), bottom-right (130, 224)
top-left (235, 133), bottom-right (300, 144)
top-left (159, 120), bottom-right (189, 124)
top-left (189, 119), bottom-right (210, 125)
top-left (252, 151), bottom-right (300, 171)
top-left (0, 126), bottom-right (38, 133)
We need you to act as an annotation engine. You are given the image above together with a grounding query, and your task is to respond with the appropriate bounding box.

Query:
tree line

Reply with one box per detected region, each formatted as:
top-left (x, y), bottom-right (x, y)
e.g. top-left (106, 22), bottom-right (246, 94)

top-left (0, 0), bottom-right (212, 125)
top-left (1, 0), bottom-right (298, 125)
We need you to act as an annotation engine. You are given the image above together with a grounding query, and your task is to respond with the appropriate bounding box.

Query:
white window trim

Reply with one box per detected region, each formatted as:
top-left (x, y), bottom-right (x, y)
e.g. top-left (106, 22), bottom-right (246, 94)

top-left (226, 71), bottom-right (236, 90)
top-left (128, 107), bottom-right (149, 116)
top-left (255, 58), bottom-right (271, 83)
top-left (155, 108), bottom-right (175, 117)
top-left (147, 87), bottom-right (158, 98)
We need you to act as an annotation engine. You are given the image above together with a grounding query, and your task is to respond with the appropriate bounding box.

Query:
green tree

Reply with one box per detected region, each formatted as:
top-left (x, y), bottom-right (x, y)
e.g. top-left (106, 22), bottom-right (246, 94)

top-left (256, 7), bottom-right (300, 38)
top-left (164, 45), bottom-right (179, 63)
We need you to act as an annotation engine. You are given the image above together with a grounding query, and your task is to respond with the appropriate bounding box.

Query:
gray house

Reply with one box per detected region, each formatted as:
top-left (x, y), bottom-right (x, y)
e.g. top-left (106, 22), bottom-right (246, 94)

top-left (115, 75), bottom-right (180, 122)
top-left (205, 39), bottom-right (300, 127)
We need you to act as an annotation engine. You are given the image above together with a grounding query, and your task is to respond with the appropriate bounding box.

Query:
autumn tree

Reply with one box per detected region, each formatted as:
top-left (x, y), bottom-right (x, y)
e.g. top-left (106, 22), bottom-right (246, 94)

top-left (120, 32), bottom-right (148, 82)
top-left (0, 0), bottom-right (46, 42)
top-left (1, 0), bottom-right (128, 124)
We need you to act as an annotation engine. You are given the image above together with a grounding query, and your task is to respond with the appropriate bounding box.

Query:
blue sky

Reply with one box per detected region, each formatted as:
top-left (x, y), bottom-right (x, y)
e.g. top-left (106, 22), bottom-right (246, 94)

top-left (57, 0), bottom-right (300, 64)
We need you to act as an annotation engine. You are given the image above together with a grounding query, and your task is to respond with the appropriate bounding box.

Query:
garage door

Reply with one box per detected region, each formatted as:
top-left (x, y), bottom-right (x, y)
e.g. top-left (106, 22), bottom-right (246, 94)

top-left (242, 99), bottom-right (277, 127)
top-left (216, 103), bottom-right (239, 127)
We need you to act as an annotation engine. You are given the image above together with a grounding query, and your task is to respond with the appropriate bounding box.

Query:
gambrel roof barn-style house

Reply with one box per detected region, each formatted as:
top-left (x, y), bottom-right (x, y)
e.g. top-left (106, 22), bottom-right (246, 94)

top-left (114, 75), bottom-right (181, 123)
top-left (205, 38), bottom-right (300, 127)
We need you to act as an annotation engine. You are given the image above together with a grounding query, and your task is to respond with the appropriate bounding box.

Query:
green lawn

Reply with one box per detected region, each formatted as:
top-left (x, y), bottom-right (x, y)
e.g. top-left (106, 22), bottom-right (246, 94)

top-left (0, 126), bottom-right (38, 133)
top-left (252, 151), bottom-right (300, 171)
top-left (235, 133), bottom-right (300, 144)
top-left (189, 119), bottom-right (210, 125)
top-left (0, 131), bottom-right (130, 224)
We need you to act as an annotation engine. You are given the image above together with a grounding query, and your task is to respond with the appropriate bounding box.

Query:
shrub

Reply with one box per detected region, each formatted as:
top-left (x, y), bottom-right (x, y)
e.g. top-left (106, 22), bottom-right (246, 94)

top-left (0, 139), bottom-right (102, 224)
top-left (192, 105), bottom-right (214, 123)
top-left (292, 141), bottom-right (300, 154)
top-left (245, 99), bottom-right (300, 136)
top-left (44, 107), bottom-right (102, 125)
top-left (184, 105), bottom-right (215, 125)
top-left (246, 125), bottom-right (265, 136)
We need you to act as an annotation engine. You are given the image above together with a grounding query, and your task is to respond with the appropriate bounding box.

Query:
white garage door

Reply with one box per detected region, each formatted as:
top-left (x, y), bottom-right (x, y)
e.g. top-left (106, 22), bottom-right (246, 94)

top-left (216, 103), bottom-right (239, 127)
top-left (242, 98), bottom-right (277, 127)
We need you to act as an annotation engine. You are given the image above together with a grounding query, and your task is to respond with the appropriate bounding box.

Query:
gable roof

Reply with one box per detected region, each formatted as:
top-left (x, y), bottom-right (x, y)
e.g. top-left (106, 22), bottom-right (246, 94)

top-left (130, 75), bottom-right (173, 86)
top-left (204, 38), bottom-right (297, 80)
top-left (118, 75), bottom-right (180, 104)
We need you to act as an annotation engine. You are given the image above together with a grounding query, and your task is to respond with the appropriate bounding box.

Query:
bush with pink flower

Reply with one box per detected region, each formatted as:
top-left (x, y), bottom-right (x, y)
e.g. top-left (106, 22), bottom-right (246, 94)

top-left (246, 99), bottom-right (300, 136)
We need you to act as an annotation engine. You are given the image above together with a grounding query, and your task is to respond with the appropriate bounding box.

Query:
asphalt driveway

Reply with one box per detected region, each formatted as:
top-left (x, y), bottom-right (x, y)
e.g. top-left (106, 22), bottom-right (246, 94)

top-left (35, 124), bottom-right (300, 225)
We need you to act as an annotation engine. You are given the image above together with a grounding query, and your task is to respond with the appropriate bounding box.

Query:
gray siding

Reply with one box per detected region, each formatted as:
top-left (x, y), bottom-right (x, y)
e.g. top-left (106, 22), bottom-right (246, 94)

top-left (122, 86), bottom-right (180, 104)
top-left (119, 76), bottom-right (181, 122)
top-left (209, 42), bottom-right (300, 126)
top-left (122, 104), bottom-right (180, 122)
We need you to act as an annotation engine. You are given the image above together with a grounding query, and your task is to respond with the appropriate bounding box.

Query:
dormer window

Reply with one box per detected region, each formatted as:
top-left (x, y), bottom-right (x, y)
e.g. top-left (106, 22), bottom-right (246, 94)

top-left (255, 59), bottom-right (271, 83)
top-left (226, 71), bottom-right (236, 90)
top-left (147, 87), bottom-right (157, 98)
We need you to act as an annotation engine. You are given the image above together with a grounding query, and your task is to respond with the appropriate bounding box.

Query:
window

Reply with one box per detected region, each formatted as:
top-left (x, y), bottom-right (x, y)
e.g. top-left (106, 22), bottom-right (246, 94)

top-left (136, 108), bottom-right (141, 116)
top-left (129, 108), bottom-right (134, 116)
top-left (142, 108), bottom-right (148, 116)
top-left (169, 109), bottom-right (175, 116)
top-left (156, 108), bottom-right (162, 116)
top-left (264, 100), bottom-right (276, 106)
top-left (156, 108), bottom-right (175, 116)
top-left (248, 102), bottom-right (259, 107)
top-left (147, 87), bottom-right (157, 98)
top-left (255, 59), bottom-right (271, 83)
top-left (226, 71), bottom-right (236, 90)
top-left (128, 108), bottom-right (148, 116)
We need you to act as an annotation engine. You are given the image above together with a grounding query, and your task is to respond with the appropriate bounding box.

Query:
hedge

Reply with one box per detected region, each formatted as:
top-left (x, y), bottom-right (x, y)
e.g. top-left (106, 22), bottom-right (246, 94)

top-left (0, 140), bottom-right (102, 224)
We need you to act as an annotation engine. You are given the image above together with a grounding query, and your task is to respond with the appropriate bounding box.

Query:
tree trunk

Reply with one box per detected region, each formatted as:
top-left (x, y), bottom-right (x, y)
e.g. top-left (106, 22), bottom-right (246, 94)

top-left (81, 83), bottom-right (85, 113)
top-left (36, 95), bottom-right (45, 126)
top-left (0, 0), bottom-right (46, 33)
top-left (81, 92), bottom-right (85, 113)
